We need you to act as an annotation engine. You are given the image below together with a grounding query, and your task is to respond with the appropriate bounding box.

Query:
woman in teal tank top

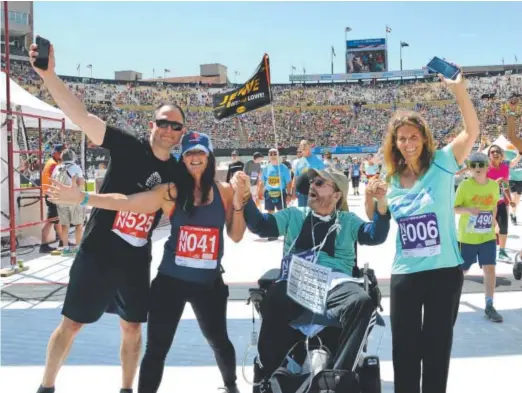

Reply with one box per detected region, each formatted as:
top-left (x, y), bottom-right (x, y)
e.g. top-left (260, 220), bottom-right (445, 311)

top-left (367, 69), bottom-right (480, 393)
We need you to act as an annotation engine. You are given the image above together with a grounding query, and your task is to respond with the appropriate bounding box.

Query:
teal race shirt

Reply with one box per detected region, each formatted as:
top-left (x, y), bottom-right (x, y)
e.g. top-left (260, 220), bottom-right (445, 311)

top-left (387, 145), bottom-right (463, 274)
top-left (510, 155), bottom-right (522, 181)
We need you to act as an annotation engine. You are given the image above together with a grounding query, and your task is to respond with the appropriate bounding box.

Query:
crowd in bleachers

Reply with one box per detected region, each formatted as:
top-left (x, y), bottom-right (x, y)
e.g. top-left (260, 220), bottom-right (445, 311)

top-left (8, 60), bottom-right (522, 159)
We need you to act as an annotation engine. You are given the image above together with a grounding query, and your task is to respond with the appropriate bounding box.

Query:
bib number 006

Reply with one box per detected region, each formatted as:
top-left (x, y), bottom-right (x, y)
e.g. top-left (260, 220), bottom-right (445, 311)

top-left (400, 219), bottom-right (439, 243)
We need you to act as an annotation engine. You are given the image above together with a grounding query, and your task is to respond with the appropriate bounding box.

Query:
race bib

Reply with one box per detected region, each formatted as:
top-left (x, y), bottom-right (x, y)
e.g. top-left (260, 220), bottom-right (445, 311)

top-left (250, 171), bottom-right (259, 180)
top-left (112, 211), bottom-right (155, 247)
top-left (175, 226), bottom-right (219, 269)
top-left (398, 213), bottom-right (441, 258)
top-left (471, 211), bottom-right (493, 234)
top-left (279, 249), bottom-right (316, 281)
top-left (267, 176), bottom-right (280, 187)
top-left (287, 255), bottom-right (331, 315)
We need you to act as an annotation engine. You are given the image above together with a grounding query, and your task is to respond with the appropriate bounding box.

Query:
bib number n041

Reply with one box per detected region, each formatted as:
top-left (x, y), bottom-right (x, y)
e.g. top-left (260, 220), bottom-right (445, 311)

top-left (175, 226), bottom-right (219, 270)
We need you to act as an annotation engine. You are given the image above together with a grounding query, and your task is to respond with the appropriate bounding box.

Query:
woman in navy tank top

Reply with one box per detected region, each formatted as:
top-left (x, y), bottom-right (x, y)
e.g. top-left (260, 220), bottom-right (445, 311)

top-left (48, 131), bottom-right (248, 393)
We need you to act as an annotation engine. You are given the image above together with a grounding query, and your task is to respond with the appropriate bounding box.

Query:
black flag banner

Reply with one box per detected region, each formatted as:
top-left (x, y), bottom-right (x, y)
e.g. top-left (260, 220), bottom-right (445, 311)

top-left (212, 54), bottom-right (271, 121)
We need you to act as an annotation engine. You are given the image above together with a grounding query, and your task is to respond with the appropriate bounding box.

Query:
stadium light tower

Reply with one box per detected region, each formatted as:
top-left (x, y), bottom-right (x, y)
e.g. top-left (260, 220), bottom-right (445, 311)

top-left (400, 41), bottom-right (409, 71)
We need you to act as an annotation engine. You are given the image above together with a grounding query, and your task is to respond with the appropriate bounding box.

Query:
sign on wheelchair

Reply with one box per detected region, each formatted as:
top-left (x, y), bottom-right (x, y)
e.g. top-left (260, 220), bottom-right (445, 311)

top-left (287, 255), bottom-right (332, 315)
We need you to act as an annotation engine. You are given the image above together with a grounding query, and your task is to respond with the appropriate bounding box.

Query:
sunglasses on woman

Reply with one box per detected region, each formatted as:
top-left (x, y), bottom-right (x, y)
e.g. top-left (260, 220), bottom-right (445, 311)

top-left (156, 119), bottom-right (184, 131)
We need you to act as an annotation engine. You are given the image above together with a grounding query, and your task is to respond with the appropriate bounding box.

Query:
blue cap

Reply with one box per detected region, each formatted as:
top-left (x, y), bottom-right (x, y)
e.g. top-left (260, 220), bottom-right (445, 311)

top-left (181, 131), bottom-right (213, 156)
top-left (52, 144), bottom-right (64, 154)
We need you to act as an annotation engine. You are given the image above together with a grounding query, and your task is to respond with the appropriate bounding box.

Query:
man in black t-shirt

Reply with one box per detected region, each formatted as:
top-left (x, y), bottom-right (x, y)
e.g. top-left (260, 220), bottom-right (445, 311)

top-left (30, 42), bottom-right (185, 393)
top-left (226, 150), bottom-right (245, 182)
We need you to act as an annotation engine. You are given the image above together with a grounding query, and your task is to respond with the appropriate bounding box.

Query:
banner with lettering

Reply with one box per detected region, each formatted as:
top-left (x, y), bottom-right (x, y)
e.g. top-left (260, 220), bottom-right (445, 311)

top-left (212, 54), bottom-right (272, 121)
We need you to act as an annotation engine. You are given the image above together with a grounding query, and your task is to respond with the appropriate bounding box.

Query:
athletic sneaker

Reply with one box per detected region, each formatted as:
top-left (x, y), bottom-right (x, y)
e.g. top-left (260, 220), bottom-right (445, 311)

top-left (61, 247), bottom-right (77, 256)
top-left (510, 213), bottom-right (517, 225)
top-left (498, 250), bottom-right (511, 261)
top-left (485, 304), bottom-right (503, 323)
top-left (39, 244), bottom-right (56, 254)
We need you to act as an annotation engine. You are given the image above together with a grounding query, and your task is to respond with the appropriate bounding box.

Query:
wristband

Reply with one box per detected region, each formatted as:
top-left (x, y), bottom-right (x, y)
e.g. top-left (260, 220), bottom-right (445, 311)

top-left (80, 192), bottom-right (90, 206)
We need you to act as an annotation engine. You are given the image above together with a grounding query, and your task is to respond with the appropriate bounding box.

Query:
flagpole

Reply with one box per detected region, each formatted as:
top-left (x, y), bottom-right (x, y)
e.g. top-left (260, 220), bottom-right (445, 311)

top-left (331, 46), bottom-right (334, 75)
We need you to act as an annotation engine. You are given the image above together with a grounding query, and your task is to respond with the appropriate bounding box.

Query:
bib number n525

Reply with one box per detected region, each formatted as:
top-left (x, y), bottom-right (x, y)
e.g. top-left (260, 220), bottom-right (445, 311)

top-left (112, 211), bottom-right (155, 247)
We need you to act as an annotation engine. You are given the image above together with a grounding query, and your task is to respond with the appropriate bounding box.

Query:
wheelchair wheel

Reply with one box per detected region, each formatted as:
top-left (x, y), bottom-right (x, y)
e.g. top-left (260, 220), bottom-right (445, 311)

top-left (513, 260), bottom-right (522, 281)
top-left (358, 356), bottom-right (381, 393)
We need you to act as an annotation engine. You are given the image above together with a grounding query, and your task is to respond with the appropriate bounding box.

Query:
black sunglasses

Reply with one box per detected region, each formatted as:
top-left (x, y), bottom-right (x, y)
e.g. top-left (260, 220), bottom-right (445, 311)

top-left (155, 119), bottom-right (184, 131)
top-left (469, 162), bottom-right (487, 169)
top-left (309, 177), bottom-right (338, 190)
top-left (489, 150), bottom-right (502, 155)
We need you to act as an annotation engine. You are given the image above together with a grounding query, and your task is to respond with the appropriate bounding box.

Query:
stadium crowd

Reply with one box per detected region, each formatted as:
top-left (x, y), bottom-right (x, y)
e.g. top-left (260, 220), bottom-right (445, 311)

top-left (9, 59), bottom-right (522, 159)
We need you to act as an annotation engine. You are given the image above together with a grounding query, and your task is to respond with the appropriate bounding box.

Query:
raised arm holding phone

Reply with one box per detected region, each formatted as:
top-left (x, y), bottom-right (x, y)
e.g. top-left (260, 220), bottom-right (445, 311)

top-left (30, 37), bottom-right (185, 393)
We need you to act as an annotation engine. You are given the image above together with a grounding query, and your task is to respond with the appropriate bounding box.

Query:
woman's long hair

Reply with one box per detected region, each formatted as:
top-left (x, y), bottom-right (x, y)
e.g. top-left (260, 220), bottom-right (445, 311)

top-left (168, 153), bottom-right (216, 216)
top-left (382, 110), bottom-right (437, 182)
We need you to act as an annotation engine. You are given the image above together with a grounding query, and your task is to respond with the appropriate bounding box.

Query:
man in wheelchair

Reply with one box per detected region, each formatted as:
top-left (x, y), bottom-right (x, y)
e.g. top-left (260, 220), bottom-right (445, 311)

top-left (232, 168), bottom-right (390, 393)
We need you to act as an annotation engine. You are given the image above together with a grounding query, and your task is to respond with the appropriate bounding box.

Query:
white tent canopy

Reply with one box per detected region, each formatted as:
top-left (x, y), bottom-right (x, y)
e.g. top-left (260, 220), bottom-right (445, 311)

top-left (0, 72), bottom-right (80, 130)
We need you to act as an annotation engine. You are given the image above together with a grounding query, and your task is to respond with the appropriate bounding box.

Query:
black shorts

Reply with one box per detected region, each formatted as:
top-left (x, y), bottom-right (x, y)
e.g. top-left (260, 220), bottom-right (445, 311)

top-left (352, 176), bottom-right (360, 188)
top-left (510, 180), bottom-right (522, 195)
top-left (45, 195), bottom-right (58, 220)
top-left (62, 248), bottom-right (151, 324)
top-left (496, 203), bottom-right (508, 235)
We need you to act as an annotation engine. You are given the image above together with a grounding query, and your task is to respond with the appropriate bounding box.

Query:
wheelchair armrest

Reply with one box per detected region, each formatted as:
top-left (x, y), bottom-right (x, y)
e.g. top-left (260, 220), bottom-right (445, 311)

top-left (258, 268), bottom-right (281, 290)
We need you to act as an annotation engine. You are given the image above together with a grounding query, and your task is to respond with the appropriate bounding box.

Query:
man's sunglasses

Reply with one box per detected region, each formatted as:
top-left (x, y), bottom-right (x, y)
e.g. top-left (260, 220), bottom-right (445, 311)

top-left (155, 119), bottom-right (184, 131)
top-left (469, 162), bottom-right (487, 169)
top-left (309, 177), bottom-right (337, 190)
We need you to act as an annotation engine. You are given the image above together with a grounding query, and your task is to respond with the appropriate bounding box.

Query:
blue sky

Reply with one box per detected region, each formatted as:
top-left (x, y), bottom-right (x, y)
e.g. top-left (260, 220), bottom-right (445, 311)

top-left (34, 1), bottom-right (522, 83)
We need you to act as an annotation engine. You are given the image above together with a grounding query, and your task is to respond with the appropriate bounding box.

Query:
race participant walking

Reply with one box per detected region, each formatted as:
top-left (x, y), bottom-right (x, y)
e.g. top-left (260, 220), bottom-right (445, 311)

top-left (454, 152), bottom-right (502, 322)
top-left (506, 100), bottom-right (522, 278)
top-left (231, 168), bottom-right (390, 392)
top-left (369, 68), bottom-right (480, 393)
top-left (51, 148), bottom-right (85, 256)
top-left (226, 150), bottom-right (245, 182)
top-left (259, 148), bottom-right (292, 214)
top-left (30, 40), bottom-right (184, 393)
top-left (49, 132), bottom-right (247, 393)
top-left (293, 140), bottom-right (325, 207)
top-left (40, 144), bottom-right (64, 253)
top-left (485, 144), bottom-right (515, 261)
top-left (350, 157), bottom-right (362, 195)
top-left (363, 154), bottom-right (380, 181)
top-left (508, 152), bottom-right (522, 224)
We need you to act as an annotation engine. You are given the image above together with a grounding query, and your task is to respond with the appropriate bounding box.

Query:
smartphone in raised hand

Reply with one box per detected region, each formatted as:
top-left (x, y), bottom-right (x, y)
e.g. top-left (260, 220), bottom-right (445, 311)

top-left (33, 36), bottom-right (51, 70)
top-left (426, 57), bottom-right (460, 80)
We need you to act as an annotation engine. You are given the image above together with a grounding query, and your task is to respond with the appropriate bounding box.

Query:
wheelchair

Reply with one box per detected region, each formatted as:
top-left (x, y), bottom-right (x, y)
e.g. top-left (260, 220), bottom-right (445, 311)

top-left (246, 242), bottom-right (385, 393)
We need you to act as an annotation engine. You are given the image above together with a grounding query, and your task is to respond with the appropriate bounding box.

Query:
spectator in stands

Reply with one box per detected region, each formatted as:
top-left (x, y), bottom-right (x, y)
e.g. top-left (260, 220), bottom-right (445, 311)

top-left (226, 150), bottom-right (244, 182)
top-left (40, 144), bottom-right (64, 253)
top-left (51, 149), bottom-right (85, 256)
